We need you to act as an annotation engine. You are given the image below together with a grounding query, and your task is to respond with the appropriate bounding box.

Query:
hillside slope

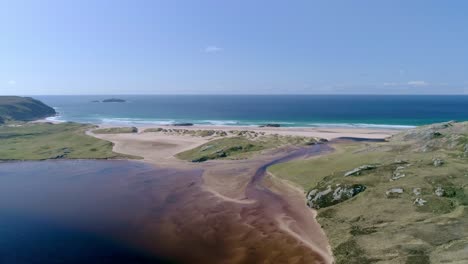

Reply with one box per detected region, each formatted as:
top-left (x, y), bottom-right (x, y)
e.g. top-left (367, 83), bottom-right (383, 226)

top-left (269, 121), bottom-right (468, 264)
top-left (0, 96), bottom-right (56, 124)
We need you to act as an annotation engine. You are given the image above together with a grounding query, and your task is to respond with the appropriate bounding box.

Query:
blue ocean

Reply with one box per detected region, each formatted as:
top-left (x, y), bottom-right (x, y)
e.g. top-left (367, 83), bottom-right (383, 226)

top-left (36, 95), bottom-right (468, 128)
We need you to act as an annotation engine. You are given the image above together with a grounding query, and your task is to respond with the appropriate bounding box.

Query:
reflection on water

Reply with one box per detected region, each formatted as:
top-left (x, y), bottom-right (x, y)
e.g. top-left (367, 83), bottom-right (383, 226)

top-left (0, 213), bottom-right (171, 264)
top-left (0, 160), bottom-right (192, 264)
top-left (0, 155), bottom-right (330, 264)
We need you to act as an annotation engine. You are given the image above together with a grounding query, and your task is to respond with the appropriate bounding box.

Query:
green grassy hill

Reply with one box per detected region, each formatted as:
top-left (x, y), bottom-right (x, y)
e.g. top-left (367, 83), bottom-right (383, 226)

top-left (0, 96), bottom-right (56, 123)
top-left (269, 121), bottom-right (468, 264)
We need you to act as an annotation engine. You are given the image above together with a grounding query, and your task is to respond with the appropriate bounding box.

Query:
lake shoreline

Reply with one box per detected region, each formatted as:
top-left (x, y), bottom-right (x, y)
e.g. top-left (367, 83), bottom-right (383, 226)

top-left (87, 125), bottom-right (397, 263)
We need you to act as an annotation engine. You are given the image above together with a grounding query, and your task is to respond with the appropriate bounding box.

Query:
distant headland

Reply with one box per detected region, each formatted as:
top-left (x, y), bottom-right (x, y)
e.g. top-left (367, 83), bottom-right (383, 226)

top-left (0, 96), bottom-right (56, 124)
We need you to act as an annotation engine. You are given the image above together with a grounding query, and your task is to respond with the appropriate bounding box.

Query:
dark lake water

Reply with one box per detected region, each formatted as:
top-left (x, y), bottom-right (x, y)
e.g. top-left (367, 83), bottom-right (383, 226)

top-left (0, 150), bottom-right (333, 263)
top-left (0, 160), bottom-right (193, 264)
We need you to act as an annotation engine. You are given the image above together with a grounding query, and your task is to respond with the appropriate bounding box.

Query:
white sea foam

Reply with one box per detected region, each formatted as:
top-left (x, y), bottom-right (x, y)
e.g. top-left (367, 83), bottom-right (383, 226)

top-left (99, 118), bottom-right (176, 126)
top-left (198, 120), bottom-right (239, 126)
top-left (306, 123), bottom-right (415, 129)
top-left (53, 115), bottom-right (416, 129)
top-left (45, 115), bottom-right (66, 123)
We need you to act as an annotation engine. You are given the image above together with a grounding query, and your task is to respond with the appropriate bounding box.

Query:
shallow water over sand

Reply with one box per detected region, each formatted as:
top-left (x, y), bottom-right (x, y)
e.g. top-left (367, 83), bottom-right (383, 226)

top-left (0, 149), bottom-right (331, 263)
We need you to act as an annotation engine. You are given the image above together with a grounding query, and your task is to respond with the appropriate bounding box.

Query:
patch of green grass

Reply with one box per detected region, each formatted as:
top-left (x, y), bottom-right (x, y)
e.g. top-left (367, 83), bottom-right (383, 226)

top-left (176, 137), bottom-right (265, 162)
top-left (92, 127), bottom-right (137, 134)
top-left (177, 134), bottom-right (320, 162)
top-left (404, 248), bottom-right (430, 264)
top-left (349, 225), bottom-right (377, 236)
top-left (334, 239), bottom-right (372, 264)
top-left (415, 196), bottom-right (458, 214)
top-left (268, 143), bottom-right (391, 190)
top-left (0, 123), bottom-right (138, 160)
top-left (144, 127), bottom-right (164, 132)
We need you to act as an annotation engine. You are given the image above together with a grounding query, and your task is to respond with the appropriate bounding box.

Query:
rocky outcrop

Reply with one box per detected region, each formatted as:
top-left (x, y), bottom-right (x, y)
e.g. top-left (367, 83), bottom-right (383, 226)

top-left (414, 198), bottom-right (427, 206)
top-left (391, 166), bottom-right (406, 181)
top-left (385, 188), bottom-right (404, 198)
top-left (432, 158), bottom-right (444, 167)
top-left (344, 164), bottom-right (378, 177)
top-left (259, 124), bottom-right (281, 127)
top-left (307, 184), bottom-right (366, 209)
top-left (172, 123), bottom-right (194, 126)
top-left (389, 121), bottom-right (468, 154)
top-left (434, 186), bottom-right (445, 197)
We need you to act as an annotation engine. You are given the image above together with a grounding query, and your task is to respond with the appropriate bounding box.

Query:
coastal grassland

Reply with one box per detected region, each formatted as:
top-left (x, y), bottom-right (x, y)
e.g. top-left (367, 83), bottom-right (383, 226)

top-left (268, 121), bottom-right (468, 264)
top-left (0, 122), bottom-right (137, 160)
top-left (93, 126), bottom-right (138, 134)
top-left (176, 134), bottom-right (321, 162)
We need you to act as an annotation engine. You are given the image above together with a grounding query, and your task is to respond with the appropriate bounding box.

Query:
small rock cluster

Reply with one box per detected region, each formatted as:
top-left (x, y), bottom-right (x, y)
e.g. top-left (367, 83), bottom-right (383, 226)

top-left (432, 158), bottom-right (444, 167)
top-left (412, 187), bottom-right (427, 206)
top-left (391, 165), bottom-right (407, 181)
top-left (434, 186), bottom-right (445, 197)
top-left (385, 187), bottom-right (404, 198)
top-left (414, 197), bottom-right (427, 206)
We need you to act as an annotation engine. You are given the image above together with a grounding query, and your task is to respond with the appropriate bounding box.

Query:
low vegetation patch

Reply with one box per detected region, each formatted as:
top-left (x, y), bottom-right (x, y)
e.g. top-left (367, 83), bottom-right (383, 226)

top-left (0, 123), bottom-right (137, 160)
top-left (177, 134), bottom-right (321, 162)
top-left (176, 137), bottom-right (264, 162)
top-left (93, 126), bottom-right (138, 134)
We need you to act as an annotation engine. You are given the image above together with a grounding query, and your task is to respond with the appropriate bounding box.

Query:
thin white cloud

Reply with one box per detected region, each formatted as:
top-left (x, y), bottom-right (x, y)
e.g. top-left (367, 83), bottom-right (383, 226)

top-left (382, 81), bottom-right (430, 87)
top-left (204, 46), bottom-right (223, 53)
top-left (407, 80), bottom-right (428, 86)
top-left (8, 80), bottom-right (16, 85)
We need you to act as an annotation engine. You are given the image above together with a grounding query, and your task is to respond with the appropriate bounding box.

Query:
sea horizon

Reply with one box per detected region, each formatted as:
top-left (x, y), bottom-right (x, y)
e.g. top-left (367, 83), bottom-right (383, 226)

top-left (36, 94), bottom-right (468, 129)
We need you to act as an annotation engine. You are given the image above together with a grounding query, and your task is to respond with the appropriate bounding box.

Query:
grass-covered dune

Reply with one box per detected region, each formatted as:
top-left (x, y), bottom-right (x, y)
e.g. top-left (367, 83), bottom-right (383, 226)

top-left (0, 122), bottom-right (136, 160)
top-left (93, 126), bottom-right (138, 134)
top-left (269, 121), bottom-right (468, 264)
top-left (0, 96), bottom-right (56, 124)
top-left (177, 134), bottom-right (321, 162)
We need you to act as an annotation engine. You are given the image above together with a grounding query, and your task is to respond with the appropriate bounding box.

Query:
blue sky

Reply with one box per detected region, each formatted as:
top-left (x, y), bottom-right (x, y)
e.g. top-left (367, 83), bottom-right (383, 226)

top-left (1, 0), bottom-right (467, 95)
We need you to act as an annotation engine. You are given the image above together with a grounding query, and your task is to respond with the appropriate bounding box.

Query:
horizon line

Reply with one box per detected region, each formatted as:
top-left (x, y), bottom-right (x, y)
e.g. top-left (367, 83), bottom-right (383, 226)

top-left (11, 93), bottom-right (468, 96)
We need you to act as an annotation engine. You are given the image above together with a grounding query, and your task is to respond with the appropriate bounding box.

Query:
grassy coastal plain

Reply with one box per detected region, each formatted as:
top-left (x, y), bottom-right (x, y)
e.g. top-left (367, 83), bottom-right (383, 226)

top-left (269, 121), bottom-right (468, 263)
top-left (0, 123), bottom-right (136, 160)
